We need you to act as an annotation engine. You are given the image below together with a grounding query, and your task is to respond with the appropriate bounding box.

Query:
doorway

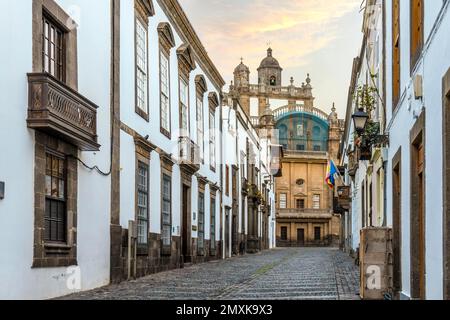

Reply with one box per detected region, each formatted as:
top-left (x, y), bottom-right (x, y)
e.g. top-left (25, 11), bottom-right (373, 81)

top-left (297, 229), bottom-right (305, 246)
top-left (182, 185), bottom-right (191, 263)
top-left (232, 215), bottom-right (238, 255)
top-left (225, 208), bottom-right (231, 258)
top-left (442, 68), bottom-right (450, 300)
top-left (410, 112), bottom-right (426, 300)
top-left (392, 148), bottom-right (402, 296)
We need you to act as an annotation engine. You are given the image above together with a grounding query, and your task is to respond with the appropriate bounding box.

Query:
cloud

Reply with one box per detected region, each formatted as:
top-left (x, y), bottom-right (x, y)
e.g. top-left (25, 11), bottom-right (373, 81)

top-left (181, 0), bottom-right (360, 73)
top-left (180, 0), bottom-right (363, 116)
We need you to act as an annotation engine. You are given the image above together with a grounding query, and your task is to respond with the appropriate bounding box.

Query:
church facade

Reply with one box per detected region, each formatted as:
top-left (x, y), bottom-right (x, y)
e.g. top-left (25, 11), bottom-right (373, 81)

top-left (229, 48), bottom-right (344, 247)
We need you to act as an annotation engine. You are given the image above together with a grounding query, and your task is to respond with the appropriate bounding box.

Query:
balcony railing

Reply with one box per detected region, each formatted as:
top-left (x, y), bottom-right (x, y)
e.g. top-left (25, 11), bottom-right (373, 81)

top-left (284, 149), bottom-right (329, 159)
top-left (273, 104), bottom-right (329, 122)
top-left (246, 84), bottom-right (313, 100)
top-left (241, 177), bottom-right (249, 194)
top-left (248, 183), bottom-right (258, 197)
top-left (347, 149), bottom-right (359, 177)
top-left (179, 136), bottom-right (200, 173)
top-left (277, 208), bottom-right (332, 219)
top-left (27, 73), bottom-right (99, 151)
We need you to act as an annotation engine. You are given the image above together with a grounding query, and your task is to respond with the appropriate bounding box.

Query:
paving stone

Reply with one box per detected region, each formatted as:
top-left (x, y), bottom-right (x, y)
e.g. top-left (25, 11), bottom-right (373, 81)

top-left (61, 248), bottom-right (360, 300)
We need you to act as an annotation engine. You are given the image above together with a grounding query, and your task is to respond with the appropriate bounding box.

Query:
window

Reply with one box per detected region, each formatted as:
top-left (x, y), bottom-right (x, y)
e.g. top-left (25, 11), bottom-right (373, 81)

top-left (296, 199), bottom-right (305, 209)
top-left (198, 192), bottom-right (205, 254)
top-left (296, 124), bottom-right (304, 137)
top-left (209, 111), bottom-right (216, 170)
top-left (160, 51), bottom-right (170, 135)
top-left (279, 193), bottom-right (287, 209)
top-left (410, 0), bottom-right (424, 70)
top-left (312, 194), bottom-right (320, 209)
top-left (314, 227), bottom-right (321, 241)
top-left (270, 76), bottom-right (276, 86)
top-left (210, 197), bottom-right (216, 252)
top-left (240, 152), bottom-right (246, 180)
top-left (43, 15), bottom-right (64, 82)
top-left (179, 77), bottom-right (189, 135)
top-left (313, 145), bottom-right (321, 152)
top-left (137, 162), bottom-right (149, 247)
top-left (45, 152), bottom-right (67, 243)
top-left (197, 96), bottom-right (204, 160)
top-left (392, 0), bottom-right (401, 108)
top-left (135, 18), bottom-right (148, 117)
top-left (225, 165), bottom-right (230, 196)
top-left (162, 174), bottom-right (172, 251)
top-left (281, 227), bottom-right (288, 241)
top-left (297, 145), bottom-right (305, 151)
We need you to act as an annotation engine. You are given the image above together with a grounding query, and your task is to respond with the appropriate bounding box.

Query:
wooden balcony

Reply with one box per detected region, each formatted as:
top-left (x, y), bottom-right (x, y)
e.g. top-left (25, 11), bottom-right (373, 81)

top-left (241, 177), bottom-right (249, 195)
top-left (27, 73), bottom-right (100, 151)
top-left (179, 136), bottom-right (200, 174)
top-left (347, 149), bottom-right (359, 177)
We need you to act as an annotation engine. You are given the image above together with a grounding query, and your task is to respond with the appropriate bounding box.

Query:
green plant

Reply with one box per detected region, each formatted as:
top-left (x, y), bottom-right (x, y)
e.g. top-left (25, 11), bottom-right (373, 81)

top-left (353, 84), bottom-right (377, 115)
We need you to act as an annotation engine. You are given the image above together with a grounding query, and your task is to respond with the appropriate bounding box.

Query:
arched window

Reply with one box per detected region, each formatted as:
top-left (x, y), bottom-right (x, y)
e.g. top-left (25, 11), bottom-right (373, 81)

top-left (270, 76), bottom-right (276, 86)
top-left (278, 124), bottom-right (288, 140)
top-left (313, 126), bottom-right (321, 137)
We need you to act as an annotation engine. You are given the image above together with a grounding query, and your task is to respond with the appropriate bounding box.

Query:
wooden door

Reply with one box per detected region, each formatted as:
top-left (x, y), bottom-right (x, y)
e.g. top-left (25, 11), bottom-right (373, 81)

top-left (297, 229), bottom-right (305, 246)
top-left (182, 185), bottom-right (190, 261)
top-left (417, 143), bottom-right (425, 299)
top-left (232, 215), bottom-right (238, 255)
top-left (392, 151), bottom-right (402, 295)
top-left (225, 209), bottom-right (230, 258)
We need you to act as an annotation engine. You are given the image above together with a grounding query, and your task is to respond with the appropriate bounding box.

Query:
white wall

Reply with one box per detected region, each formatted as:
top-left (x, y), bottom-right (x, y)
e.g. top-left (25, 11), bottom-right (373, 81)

top-left (0, 0), bottom-right (111, 299)
top-left (384, 1), bottom-right (450, 299)
top-left (119, 0), bottom-right (221, 246)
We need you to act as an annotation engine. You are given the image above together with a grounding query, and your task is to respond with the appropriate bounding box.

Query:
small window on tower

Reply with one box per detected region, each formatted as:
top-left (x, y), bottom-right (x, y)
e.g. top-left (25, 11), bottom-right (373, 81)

top-left (270, 76), bottom-right (276, 86)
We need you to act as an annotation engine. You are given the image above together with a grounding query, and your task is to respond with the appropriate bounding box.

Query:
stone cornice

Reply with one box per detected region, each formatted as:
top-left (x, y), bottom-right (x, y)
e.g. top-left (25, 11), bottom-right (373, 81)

top-left (157, 0), bottom-right (225, 91)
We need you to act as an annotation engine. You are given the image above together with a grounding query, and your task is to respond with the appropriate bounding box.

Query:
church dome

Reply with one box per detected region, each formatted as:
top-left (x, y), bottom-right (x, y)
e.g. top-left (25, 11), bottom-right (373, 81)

top-left (234, 61), bottom-right (250, 73)
top-left (328, 103), bottom-right (338, 121)
top-left (258, 48), bottom-right (282, 70)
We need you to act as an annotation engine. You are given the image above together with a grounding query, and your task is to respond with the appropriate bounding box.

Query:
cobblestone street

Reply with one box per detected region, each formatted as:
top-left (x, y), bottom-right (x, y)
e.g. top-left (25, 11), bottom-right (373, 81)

top-left (63, 248), bottom-right (360, 300)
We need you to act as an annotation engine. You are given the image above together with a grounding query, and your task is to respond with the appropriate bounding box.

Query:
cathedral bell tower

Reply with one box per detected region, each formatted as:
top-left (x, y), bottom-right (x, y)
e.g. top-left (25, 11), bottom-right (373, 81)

top-left (234, 58), bottom-right (250, 88)
top-left (232, 59), bottom-right (251, 115)
top-left (257, 48), bottom-right (283, 86)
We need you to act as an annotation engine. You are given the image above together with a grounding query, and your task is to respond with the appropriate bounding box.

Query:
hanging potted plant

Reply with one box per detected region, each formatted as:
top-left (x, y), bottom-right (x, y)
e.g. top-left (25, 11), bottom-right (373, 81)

top-left (352, 84), bottom-right (382, 161)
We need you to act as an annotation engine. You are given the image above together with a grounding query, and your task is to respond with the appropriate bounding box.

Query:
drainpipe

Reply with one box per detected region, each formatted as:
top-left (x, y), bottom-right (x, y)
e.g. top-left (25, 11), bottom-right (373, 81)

top-left (219, 91), bottom-right (224, 259)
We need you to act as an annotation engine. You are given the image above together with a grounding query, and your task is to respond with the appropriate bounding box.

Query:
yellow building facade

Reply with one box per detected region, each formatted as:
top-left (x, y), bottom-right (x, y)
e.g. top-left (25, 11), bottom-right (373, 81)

top-left (230, 48), bottom-right (344, 247)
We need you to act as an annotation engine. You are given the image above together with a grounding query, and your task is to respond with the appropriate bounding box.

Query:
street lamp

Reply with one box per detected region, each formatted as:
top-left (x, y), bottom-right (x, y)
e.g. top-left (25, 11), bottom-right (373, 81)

top-left (352, 108), bottom-right (369, 135)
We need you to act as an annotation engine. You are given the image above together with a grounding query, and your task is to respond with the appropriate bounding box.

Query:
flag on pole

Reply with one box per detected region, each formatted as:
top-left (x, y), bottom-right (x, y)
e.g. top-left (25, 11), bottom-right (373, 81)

top-left (325, 160), bottom-right (338, 189)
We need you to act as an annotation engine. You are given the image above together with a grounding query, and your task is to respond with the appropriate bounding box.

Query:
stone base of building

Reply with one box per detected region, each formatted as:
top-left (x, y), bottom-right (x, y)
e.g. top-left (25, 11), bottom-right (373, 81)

top-left (238, 234), bottom-right (247, 255)
top-left (246, 236), bottom-right (262, 254)
top-left (110, 226), bottom-right (222, 283)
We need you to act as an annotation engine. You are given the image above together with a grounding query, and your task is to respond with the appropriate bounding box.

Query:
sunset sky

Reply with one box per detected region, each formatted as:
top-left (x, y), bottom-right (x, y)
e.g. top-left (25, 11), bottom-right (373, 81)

top-left (180, 0), bottom-right (364, 118)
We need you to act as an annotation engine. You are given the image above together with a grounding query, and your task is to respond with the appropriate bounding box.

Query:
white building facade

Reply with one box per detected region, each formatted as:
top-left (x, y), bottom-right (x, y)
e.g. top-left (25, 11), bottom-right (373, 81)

top-left (0, 0), bottom-right (281, 299)
top-left (221, 97), bottom-right (278, 258)
top-left (112, 0), bottom-right (225, 282)
top-left (0, 0), bottom-right (112, 299)
top-left (341, 0), bottom-right (450, 300)
top-left (340, 0), bottom-right (387, 255)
